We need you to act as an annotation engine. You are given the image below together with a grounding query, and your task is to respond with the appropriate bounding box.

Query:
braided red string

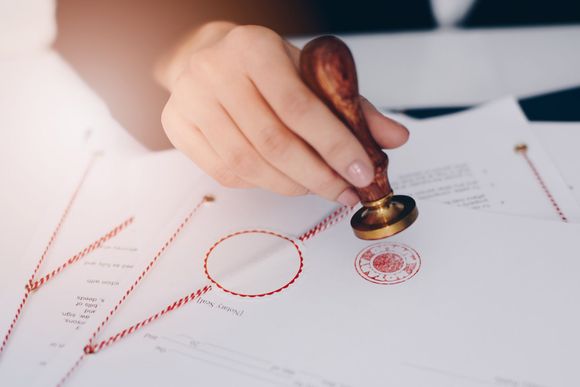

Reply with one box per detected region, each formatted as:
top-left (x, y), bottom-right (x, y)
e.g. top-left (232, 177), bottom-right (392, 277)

top-left (58, 202), bottom-right (350, 385)
top-left (28, 157), bottom-right (97, 284)
top-left (1, 157), bottom-right (96, 355)
top-left (203, 229), bottom-right (304, 298)
top-left (55, 353), bottom-right (86, 387)
top-left (1, 156), bottom-right (134, 356)
top-left (299, 205), bottom-right (352, 242)
top-left (86, 204), bottom-right (348, 350)
top-left (27, 217), bottom-right (134, 292)
top-left (516, 144), bottom-right (568, 222)
top-left (84, 196), bottom-right (212, 354)
top-left (85, 285), bottom-right (211, 355)
top-left (0, 290), bottom-right (31, 355)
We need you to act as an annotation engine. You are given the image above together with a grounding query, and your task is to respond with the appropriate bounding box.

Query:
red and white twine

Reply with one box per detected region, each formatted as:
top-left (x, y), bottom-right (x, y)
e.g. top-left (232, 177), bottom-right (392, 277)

top-left (27, 217), bottom-right (134, 292)
top-left (299, 205), bottom-right (353, 242)
top-left (515, 143), bottom-right (568, 222)
top-left (82, 196), bottom-right (213, 356)
top-left (58, 202), bottom-right (351, 385)
top-left (203, 229), bottom-right (305, 298)
top-left (0, 156), bottom-right (133, 356)
top-left (84, 285), bottom-right (212, 355)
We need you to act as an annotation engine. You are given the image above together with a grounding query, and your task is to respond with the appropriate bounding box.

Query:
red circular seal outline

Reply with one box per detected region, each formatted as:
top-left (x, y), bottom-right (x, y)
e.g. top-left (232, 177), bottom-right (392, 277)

top-left (355, 242), bottom-right (421, 285)
top-left (203, 229), bottom-right (304, 298)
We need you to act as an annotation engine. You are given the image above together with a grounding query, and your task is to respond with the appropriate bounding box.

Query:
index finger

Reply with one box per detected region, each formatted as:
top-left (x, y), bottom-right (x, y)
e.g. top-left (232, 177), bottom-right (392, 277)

top-left (243, 37), bottom-right (376, 189)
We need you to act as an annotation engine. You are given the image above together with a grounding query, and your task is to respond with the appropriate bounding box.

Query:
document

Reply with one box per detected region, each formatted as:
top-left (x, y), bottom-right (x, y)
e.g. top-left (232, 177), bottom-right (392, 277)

top-left (31, 188), bottom-right (580, 387)
top-left (4, 98), bottom-right (578, 386)
top-left (386, 98), bottom-right (580, 221)
top-left (531, 122), bottom-right (580, 205)
top-left (28, 97), bottom-right (580, 385)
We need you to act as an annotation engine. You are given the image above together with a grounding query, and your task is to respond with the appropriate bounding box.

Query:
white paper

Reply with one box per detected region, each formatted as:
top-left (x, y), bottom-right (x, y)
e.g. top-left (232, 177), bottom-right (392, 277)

top-left (31, 191), bottom-right (580, 387)
top-left (12, 98), bottom-right (577, 385)
top-left (385, 99), bottom-right (580, 222)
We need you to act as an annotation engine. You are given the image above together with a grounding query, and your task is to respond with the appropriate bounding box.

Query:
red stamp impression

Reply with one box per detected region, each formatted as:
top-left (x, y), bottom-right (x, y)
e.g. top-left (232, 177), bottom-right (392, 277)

top-left (355, 242), bottom-right (420, 285)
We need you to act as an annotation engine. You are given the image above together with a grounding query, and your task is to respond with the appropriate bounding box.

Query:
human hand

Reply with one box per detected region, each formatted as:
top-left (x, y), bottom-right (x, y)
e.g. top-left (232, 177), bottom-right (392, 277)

top-left (158, 22), bottom-right (409, 206)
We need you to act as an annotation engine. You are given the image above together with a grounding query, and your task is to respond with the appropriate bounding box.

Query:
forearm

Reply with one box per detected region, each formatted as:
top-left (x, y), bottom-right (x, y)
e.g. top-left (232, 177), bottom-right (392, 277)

top-left (155, 21), bottom-right (238, 91)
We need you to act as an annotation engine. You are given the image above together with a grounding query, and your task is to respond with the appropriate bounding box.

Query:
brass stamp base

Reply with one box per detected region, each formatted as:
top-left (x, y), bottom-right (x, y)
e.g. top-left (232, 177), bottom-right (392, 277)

top-left (350, 195), bottom-right (418, 240)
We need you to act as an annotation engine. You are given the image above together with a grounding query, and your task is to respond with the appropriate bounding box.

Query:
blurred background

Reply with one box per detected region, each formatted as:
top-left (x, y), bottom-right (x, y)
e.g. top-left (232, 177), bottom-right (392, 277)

top-left (54, 0), bottom-right (580, 149)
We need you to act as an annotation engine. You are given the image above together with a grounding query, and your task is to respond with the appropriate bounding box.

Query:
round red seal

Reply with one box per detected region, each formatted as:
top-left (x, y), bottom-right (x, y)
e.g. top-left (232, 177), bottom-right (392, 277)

top-left (355, 242), bottom-right (421, 285)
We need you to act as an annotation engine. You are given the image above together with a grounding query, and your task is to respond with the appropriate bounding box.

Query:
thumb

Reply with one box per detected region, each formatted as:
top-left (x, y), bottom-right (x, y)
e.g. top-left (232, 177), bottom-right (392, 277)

top-left (360, 97), bottom-right (410, 149)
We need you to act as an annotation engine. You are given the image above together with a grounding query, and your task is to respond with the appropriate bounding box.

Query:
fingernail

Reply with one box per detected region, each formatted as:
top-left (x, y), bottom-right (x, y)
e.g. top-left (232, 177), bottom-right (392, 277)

top-left (336, 188), bottom-right (360, 206)
top-left (347, 160), bottom-right (374, 187)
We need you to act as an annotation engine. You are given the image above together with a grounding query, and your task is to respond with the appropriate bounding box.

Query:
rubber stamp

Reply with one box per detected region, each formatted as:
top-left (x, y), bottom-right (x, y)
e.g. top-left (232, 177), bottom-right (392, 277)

top-left (300, 35), bottom-right (418, 239)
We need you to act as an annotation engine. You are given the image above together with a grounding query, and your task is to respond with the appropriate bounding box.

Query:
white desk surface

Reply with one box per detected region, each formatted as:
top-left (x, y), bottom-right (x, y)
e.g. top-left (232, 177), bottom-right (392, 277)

top-left (293, 25), bottom-right (580, 109)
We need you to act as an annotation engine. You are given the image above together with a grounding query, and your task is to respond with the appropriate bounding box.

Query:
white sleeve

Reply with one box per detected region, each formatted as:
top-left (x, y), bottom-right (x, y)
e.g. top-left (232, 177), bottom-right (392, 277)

top-left (0, 0), bottom-right (57, 54)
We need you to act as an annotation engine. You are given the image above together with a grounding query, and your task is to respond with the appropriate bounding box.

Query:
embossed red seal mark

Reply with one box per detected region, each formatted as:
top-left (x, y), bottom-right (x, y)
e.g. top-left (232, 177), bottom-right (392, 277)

top-left (355, 242), bottom-right (420, 285)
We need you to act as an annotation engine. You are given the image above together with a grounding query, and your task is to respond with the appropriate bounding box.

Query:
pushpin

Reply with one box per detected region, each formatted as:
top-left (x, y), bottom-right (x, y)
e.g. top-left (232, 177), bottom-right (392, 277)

top-left (300, 35), bottom-right (418, 240)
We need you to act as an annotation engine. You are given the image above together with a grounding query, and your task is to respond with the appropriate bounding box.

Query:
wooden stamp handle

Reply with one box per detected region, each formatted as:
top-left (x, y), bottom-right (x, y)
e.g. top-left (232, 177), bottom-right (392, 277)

top-left (300, 35), bottom-right (392, 203)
